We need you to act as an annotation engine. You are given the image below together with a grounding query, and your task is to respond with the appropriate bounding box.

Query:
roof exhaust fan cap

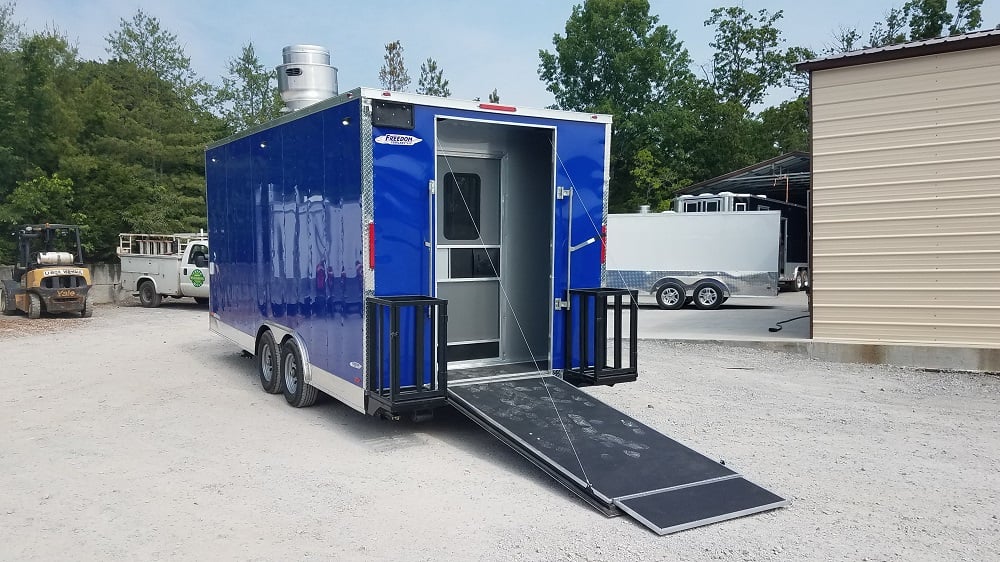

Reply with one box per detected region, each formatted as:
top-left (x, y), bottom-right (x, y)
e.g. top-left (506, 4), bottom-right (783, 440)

top-left (277, 44), bottom-right (339, 111)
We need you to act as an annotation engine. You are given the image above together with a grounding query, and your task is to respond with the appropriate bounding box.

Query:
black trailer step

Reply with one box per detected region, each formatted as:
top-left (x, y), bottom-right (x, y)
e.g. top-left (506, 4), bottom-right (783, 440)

top-left (446, 375), bottom-right (786, 534)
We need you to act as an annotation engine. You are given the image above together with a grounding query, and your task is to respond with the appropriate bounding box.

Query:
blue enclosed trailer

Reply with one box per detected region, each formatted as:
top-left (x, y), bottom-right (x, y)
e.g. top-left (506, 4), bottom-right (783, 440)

top-left (205, 86), bottom-right (785, 534)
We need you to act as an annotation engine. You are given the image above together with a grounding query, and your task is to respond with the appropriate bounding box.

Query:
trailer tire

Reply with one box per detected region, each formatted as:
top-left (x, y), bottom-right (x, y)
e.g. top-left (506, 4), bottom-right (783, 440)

top-left (692, 282), bottom-right (723, 310)
top-left (282, 339), bottom-right (317, 408)
top-left (794, 270), bottom-right (808, 292)
top-left (194, 297), bottom-right (209, 306)
top-left (27, 292), bottom-right (42, 319)
top-left (655, 282), bottom-right (686, 310)
top-left (256, 330), bottom-right (283, 394)
top-left (138, 281), bottom-right (161, 308)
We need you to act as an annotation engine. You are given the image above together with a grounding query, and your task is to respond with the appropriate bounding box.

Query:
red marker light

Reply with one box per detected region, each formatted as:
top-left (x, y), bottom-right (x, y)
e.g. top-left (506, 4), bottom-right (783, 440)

top-left (478, 103), bottom-right (517, 112)
top-left (368, 222), bottom-right (375, 269)
top-left (601, 224), bottom-right (607, 264)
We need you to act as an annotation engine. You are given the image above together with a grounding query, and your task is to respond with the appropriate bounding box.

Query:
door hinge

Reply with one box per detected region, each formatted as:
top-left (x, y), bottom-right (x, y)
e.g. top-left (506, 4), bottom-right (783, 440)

top-left (554, 298), bottom-right (570, 311)
top-left (429, 179), bottom-right (436, 195)
top-left (556, 186), bottom-right (572, 200)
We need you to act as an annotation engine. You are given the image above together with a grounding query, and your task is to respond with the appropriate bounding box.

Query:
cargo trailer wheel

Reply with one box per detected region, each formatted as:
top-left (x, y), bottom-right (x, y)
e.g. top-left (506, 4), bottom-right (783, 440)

top-left (655, 282), bottom-right (686, 310)
top-left (28, 292), bottom-right (42, 319)
top-left (282, 339), bottom-right (317, 408)
top-left (139, 281), bottom-right (161, 308)
top-left (256, 331), bottom-right (283, 394)
top-left (692, 282), bottom-right (723, 310)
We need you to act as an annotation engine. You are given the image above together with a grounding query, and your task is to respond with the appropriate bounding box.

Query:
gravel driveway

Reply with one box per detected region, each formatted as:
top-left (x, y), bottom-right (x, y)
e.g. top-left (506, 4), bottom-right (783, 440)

top-left (1, 304), bottom-right (998, 561)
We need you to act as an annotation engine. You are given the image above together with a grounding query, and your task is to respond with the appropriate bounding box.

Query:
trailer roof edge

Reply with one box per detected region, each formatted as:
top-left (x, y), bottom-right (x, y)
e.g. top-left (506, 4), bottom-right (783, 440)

top-left (206, 88), bottom-right (612, 151)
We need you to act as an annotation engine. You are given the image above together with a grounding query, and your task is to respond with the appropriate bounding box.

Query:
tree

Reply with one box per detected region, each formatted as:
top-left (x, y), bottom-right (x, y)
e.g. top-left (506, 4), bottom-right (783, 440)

top-left (0, 174), bottom-right (78, 226)
top-left (538, 0), bottom-right (692, 114)
top-left (378, 40), bottom-right (410, 91)
top-left (488, 88), bottom-right (500, 103)
top-left (416, 57), bottom-right (450, 97)
top-left (0, 0), bottom-right (22, 52)
top-left (826, 26), bottom-right (863, 54)
top-left (868, 7), bottom-right (909, 47)
top-left (105, 9), bottom-right (210, 106)
top-left (949, 0), bottom-right (984, 34)
top-left (904, 0), bottom-right (953, 40)
top-left (215, 41), bottom-right (282, 133)
top-left (538, 0), bottom-right (696, 211)
top-left (704, 6), bottom-right (792, 111)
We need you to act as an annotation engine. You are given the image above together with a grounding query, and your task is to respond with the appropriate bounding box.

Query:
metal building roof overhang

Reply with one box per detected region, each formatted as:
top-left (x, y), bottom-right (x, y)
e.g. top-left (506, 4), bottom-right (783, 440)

top-left (795, 28), bottom-right (1000, 72)
top-left (675, 152), bottom-right (811, 198)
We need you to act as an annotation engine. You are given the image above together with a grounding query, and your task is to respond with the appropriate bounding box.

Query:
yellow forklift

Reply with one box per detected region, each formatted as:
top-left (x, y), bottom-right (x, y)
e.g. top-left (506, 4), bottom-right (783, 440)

top-left (1, 224), bottom-right (92, 318)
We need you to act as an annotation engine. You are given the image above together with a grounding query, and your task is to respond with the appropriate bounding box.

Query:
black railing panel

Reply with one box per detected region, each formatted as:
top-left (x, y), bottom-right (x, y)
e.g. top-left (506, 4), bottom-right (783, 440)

top-left (365, 296), bottom-right (448, 416)
top-left (563, 288), bottom-right (638, 386)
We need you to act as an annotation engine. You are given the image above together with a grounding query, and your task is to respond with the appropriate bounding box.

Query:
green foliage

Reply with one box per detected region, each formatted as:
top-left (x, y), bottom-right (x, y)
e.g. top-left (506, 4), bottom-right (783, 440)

top-left (379, 40), bottom-right (410, 91)
top-left (0, 5), bottom-right (225, 263)
top-left (215, 41), bottom-right (282, 133)
top-left (950, 0), bottom-right (984, 34)
top-left (0, 173), bottom-right (77, 224)
top-left (866, 1), bottom-right (985, 48)
top-left (541, 1), bottom-right (810, 213)
top-left (904, 0), bottom-right (953, 39)
top-left (0, 1), bottom-right (22, 51)
top-left (105, 9), bottom-right (213, 108)
top-left (705, 6), bottom-right (794, 111)
top-left (538, 0), bottom-right (692, 114)
top-left (416, 57), bottom-right (450, 97)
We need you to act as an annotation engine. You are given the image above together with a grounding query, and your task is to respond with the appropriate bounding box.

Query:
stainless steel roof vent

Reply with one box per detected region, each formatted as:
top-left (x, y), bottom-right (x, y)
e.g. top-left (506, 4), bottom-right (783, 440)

top-left (276, 45), bottom-right (338, 111)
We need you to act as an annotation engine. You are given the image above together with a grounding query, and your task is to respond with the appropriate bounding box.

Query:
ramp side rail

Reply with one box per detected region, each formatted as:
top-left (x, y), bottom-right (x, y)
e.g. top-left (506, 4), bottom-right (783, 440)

top-left (365, 296), bottom-right (448, 416)
top-left (563, 288), bottom-right (638, 386)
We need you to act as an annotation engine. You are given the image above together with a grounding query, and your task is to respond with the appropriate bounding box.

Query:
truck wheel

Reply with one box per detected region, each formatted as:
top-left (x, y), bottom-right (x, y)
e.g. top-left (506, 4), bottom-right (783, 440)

top-left (692, 282), bottom-right (723, 310)
top-left (282, 339), bottom-right (317, 408)
top-left (794, 270), bottom-right (808, 292)
top-left (194, 297), bottom-right (209, 306)
top-left (28, 292), bottom-right (42, 319)
top-left (80, 295), bottom-right (93, 318)
top-left (655, 282), bottom-right (686, 310)
top-left (0, 285), bottom-right (15, 316)
top-left (139, 281), bottom-right (161, 308)
top-left (256, 331), bottom-right (283, 394)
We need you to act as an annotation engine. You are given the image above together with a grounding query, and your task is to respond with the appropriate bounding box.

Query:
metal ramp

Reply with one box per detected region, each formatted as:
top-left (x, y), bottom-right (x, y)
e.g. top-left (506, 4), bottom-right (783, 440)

top-left (447, 374), bottom-right (787, 534)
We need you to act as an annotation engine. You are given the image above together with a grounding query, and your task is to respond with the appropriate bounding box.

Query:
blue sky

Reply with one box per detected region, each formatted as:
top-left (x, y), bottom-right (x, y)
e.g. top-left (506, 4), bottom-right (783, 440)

top-left (12, 1), bottom-right (1000, 109)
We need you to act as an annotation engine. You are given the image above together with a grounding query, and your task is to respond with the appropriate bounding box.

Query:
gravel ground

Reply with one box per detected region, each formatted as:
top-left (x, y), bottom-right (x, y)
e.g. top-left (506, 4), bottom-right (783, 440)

top-left (1, 304), bottom-right (998, 561)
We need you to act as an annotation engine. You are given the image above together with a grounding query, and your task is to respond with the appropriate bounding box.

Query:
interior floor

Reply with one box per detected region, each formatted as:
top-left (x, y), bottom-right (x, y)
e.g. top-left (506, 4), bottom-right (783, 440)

top-left (448, 360), bottom-right (550, 383)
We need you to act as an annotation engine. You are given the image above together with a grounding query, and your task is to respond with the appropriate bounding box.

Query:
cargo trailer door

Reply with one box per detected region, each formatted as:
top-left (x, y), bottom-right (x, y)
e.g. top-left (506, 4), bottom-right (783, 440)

top-left (436, 155), bottom-right (503, 363)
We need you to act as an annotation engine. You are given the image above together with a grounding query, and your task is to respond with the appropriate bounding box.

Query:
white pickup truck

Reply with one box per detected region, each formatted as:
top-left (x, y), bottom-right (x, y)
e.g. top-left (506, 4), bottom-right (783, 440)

top-left (117, 232), bottom-right (210, 307)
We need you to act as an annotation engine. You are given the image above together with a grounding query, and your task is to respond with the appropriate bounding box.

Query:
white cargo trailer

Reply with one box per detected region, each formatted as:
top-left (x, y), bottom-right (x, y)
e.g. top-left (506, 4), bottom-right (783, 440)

top-left (605, 211), bottom-right (780, 309)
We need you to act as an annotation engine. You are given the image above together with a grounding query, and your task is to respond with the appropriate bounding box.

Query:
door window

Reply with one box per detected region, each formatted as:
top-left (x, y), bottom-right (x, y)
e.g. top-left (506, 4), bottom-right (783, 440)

top-left (443, 172), bottom-right (481, 241)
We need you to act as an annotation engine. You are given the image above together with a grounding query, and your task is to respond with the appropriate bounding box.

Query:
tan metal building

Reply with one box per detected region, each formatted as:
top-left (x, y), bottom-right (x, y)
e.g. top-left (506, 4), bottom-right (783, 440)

top-left (797, 30), bottom-right (1000, 349)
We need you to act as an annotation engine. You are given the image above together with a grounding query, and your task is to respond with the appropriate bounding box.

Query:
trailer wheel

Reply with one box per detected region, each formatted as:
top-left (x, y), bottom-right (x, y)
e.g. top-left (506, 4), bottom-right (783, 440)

top-left (138, 281), bottom-right (161, 308)
top-left (27, 292), bottom-right (42, 319)
top-left (692, 282), bottom-right (723, 310)
top-left (655, 282), bottom-right (686, 310)
top-left (794, 270), bottom-right (808, 292)
top-left (194, 297), bottom-right (209, 306)
top-left (256, 330), bottom-right (283, 394)
top-left (282, 339), bottom-right (317, 408)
